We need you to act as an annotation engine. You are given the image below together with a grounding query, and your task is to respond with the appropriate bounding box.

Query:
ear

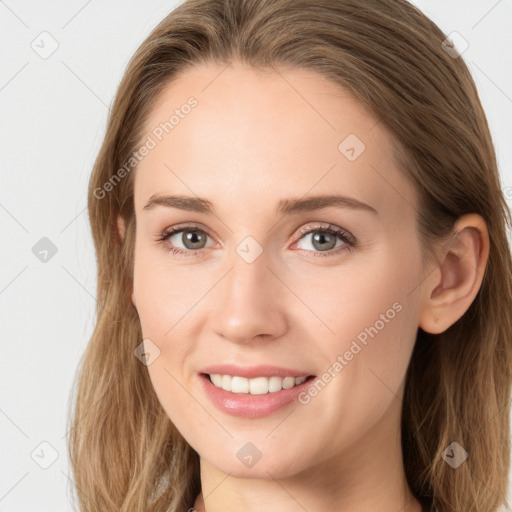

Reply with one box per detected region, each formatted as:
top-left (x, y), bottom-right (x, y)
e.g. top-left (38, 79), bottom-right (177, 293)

top-left (116, 214), bottom-right (137, 309)
top-left (418, 213), bottom-right (490, 334)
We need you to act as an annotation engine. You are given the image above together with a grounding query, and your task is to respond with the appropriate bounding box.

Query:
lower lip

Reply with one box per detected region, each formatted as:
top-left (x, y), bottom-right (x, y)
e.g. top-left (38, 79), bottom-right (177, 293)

top-left (199, 373), bottom-right (316, 418)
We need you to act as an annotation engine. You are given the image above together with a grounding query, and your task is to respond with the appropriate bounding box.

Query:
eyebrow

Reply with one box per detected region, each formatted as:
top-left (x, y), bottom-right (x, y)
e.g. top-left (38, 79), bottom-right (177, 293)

top-left (143, 193), bottom-right (378, 216)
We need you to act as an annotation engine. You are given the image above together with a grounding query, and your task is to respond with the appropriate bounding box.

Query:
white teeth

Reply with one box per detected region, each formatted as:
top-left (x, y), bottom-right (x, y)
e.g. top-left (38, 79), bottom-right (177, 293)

top-left (210, 373), bottom-right (223, 387)
top-left (282, 376), bottom-right (295, 389)
top-left (249, 377), bottom-right (268, 395)
top-left (208, 374), bottom-right (310, 394)
top-left (221, 374), bottom-right (232, 391)
top-left (231, 376), bottom-right (249, 393)
top-left (268, 376), bottom-right (283, 393)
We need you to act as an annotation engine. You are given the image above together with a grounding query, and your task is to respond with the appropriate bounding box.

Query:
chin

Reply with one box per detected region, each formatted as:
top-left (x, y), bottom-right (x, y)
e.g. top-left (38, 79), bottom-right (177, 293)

top-left (203, 448), bottom-right (310, 480)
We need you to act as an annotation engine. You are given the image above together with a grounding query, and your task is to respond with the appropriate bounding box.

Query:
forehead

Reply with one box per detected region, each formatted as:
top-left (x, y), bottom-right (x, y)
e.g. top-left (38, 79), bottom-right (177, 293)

top-left (133, 62), bottom-right (418, 221)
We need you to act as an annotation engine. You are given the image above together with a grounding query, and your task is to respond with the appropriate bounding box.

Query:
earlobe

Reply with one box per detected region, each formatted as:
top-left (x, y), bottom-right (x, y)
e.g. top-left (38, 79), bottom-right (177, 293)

top-left (117, 215), bottom-right (126, 241)
top-left (419, 214), bottom-right (489, 334)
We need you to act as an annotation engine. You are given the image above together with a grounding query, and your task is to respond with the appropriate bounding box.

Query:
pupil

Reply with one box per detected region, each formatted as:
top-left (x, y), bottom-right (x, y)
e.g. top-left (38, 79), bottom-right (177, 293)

top-left (185, 230), bottom-right (205, 249)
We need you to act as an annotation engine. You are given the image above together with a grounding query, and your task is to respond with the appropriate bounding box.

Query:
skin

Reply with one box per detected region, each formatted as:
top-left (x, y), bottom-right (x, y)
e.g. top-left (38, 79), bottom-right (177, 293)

top-left (117, 62), bottom-right (489, 512)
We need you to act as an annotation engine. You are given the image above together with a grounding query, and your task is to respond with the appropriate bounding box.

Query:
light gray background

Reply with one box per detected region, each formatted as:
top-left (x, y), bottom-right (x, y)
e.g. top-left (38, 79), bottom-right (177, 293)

top-left (1, 1), bottom-right (511, 510)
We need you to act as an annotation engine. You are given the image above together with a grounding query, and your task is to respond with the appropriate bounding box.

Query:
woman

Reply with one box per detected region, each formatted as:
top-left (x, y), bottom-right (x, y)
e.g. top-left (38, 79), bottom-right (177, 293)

top-left (67, 1), bottom-right (512, 511)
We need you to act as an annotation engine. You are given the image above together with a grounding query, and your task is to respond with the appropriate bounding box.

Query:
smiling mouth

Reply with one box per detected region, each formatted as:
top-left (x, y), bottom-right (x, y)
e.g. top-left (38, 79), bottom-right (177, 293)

top-left (201, 373), bottom-right (316, 395)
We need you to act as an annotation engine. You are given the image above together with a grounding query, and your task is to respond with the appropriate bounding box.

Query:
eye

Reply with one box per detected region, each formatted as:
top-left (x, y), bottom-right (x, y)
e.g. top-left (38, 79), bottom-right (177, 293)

top-left (157, 224), bottom-right (215, 257)
top-left (157, 222), bottom-right (356, 259)
top-left (292, 224), bottom-right (355, 258)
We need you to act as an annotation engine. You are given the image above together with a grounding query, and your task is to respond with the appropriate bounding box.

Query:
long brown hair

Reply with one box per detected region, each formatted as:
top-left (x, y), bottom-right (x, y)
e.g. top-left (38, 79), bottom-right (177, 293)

top-left (66, 1), bottom-right (512, 510)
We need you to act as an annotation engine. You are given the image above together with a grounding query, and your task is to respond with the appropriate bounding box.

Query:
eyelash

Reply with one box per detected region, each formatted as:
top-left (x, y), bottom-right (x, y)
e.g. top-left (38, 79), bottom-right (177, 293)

top-left (157, 223), bottom-right (356, 259)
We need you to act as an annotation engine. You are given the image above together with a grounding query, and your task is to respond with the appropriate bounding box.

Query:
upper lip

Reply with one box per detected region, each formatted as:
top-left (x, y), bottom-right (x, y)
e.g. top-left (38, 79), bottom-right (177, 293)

top-left (199, 364), bottom-right (315, 379)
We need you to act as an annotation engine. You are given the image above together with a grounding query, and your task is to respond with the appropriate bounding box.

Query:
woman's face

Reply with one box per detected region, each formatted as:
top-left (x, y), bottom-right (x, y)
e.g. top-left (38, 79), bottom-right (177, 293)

top-left (129, 62), bottom-right (428, 479)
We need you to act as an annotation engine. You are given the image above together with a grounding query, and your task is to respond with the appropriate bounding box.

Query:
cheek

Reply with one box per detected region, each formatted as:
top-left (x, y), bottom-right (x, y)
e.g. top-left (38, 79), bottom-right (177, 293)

top-left (145, 354), bottom-right (209, 448)
top-left (302, 243), bottom-right (422, 399)
top-left (132, 247), bottom-right (214, 414)
top-left (290, 261), bottom-right (421, 456)
top-left (132, 242), bottom-right (210, 337)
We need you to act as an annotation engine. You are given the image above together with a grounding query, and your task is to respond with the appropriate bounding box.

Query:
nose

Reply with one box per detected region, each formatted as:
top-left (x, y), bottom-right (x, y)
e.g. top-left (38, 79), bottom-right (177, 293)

top-left (211, 249), bottom-right (288, 344)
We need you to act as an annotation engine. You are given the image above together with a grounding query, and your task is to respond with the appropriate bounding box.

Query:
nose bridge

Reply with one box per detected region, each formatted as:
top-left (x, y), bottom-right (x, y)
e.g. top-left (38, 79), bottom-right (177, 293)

top-left (223, 244), bottom-right (276, 312)
top-left (211, 244), bottom-right (287, 343)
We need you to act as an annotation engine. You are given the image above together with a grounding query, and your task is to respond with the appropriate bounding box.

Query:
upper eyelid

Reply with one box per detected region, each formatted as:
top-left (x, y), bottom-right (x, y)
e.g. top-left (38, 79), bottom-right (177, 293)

top-left (296, 223), bottom-right (354, 241)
